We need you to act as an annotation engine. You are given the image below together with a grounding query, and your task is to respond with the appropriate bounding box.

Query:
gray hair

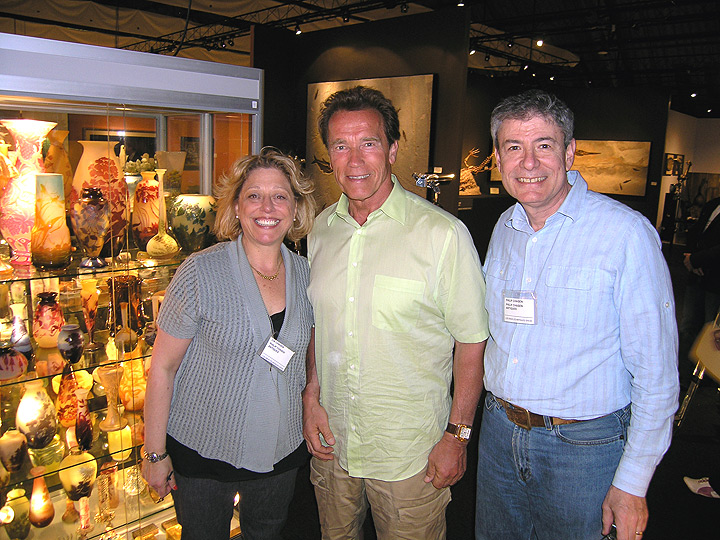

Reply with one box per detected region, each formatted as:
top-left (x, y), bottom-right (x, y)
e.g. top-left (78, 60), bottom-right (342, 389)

top-left (490, 89), bottom-right (574, 148)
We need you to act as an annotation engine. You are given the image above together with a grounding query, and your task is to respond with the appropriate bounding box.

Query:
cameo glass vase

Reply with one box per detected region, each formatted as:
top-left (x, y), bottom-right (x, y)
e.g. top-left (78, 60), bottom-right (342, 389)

top-left (15, 379), bottom-right (57, 449)
top-left (80, 278), bottom-right (101, 350)
top-left (28, 466), bottom-right (54, 528)
top-left (8, 303), bottom-right (33, 365)
top-left (0, 428), bottom-right (27, 473)
top-left (4, 487), bottom-right (30, 540)
top-left (33, 291), bottom-right (65, 348)
top-left (169, 194), bottom-right (217, 253)
top-left (56, 363), bottom-right (79, 428)
top-left (146, 169), bottom-right (179, 259)
top-left (0, 340), bottom-right (28, 382)
top-left (70, 140), bottom-right (127, 258)
top-left (0, 119), bottom-right (56, 266)
top-left (69, 187), bottom-right (111, 268)
top-left (31, 173), bottom-right (71, 269)
top-left (132, 170), bottom-right (159, 251)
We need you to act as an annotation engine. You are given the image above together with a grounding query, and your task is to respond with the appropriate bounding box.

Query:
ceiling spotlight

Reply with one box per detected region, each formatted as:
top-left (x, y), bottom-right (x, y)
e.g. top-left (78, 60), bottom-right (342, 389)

top-left (295, 24), bottom-right (302, 35)
top-left (457, 1), bottom-right (465, 6)
top-left (536, 39), bottom-right (544, 47)
top-left (506, 59), bottom-right (512, 66)
top-left (523, 64), bottom-right (529, 70)
top-left (342, 13), bottom-right (350, 22)
top-left (550, 75), bottom-right (555, 81)
top-left (708, 109), bottom-right (712, 113)
top-left (400, 2), bottom-right (409, 13)
top-left (228, 39), bottom-right (234, 46)
top-left (690, 92), bottom-right (697, 98)
top-left (469, 49), bottom-right (476, 55)
top-left (507, 41), bottom-right (513, 48)
top-left (485, 54), bottom-right (490, 62)
top-left (220, 41), bottom-right (227, 48)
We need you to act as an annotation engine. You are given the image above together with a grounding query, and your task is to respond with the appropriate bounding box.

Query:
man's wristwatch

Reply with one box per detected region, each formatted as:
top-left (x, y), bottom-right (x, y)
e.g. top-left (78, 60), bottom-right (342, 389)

top-left (446, 423), bottom-right (472, 442)
top-left (143, 448), bottom-right (169, 463)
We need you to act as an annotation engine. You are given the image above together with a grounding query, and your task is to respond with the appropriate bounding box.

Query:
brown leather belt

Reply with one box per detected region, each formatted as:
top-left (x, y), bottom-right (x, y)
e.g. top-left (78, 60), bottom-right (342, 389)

top-left (495, 397), bottom-right (583, 430)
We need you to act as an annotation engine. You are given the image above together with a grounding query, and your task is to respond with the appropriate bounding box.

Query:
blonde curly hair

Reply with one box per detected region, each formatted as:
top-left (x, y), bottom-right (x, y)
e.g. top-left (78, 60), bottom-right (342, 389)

top-left (213, 147), bottom-right (316, 243)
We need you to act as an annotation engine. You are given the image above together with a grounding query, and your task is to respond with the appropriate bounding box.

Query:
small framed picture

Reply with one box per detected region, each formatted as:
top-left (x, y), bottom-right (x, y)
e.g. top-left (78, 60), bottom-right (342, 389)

top-left (664, 153), bottom-right (684, 176)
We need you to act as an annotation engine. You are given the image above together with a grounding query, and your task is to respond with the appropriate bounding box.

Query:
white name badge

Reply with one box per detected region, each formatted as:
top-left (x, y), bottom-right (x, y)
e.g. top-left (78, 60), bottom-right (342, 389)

top-left (260, 336), bottom-right (295, 371)
top-left (503, 290), bottom-right (537, 325)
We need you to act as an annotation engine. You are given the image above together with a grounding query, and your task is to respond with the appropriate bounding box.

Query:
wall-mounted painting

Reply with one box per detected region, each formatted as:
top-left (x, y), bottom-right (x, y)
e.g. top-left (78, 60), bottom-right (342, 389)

top-left (306, 74), bottom-right (434, 210)
top-left (489, 139), bottom-right (651, 196)
top-left (572, 140), bottom-right (651, 196)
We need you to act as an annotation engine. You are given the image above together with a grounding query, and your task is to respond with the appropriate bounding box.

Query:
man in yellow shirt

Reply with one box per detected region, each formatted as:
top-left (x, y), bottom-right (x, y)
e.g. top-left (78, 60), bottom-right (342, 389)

top-left (302, 85), bottom-right (489, 539)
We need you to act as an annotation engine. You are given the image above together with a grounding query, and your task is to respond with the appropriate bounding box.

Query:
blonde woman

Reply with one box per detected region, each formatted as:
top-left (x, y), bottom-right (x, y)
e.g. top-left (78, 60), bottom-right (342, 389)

top-left (143, 147), bottom-right (315, 540)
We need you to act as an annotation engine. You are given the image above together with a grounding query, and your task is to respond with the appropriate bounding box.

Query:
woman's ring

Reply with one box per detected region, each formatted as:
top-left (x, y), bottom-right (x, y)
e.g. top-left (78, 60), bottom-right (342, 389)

top-left (635, 532), bottom-right (643, 536)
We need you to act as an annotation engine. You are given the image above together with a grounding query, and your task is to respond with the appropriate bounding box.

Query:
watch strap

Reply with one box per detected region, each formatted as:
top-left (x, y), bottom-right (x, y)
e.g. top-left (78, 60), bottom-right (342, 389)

top-left (446, 422), bottom-right (472, 441)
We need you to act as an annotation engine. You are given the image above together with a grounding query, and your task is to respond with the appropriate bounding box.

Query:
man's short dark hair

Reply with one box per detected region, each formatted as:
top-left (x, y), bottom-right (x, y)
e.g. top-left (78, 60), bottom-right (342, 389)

top-left (491, 89), bottom-right (575, 148)
top-left (318, 86), bottom-right (401, 149)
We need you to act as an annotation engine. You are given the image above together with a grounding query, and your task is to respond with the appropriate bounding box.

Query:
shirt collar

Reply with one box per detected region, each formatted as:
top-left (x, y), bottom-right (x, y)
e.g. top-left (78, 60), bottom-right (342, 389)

top-left (505, 170), bottom-right (588, 231)
top-left (327, 174), bottom-right (407, 226)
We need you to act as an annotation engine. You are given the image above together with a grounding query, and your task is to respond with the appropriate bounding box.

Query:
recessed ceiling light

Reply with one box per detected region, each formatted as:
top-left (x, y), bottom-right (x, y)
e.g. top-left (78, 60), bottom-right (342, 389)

top-left (470, 49), bottom-right (476, 55)
top-left (690, 92), bottom-right (697, 98)
top-left (536, 39), bottom-right (544, 47)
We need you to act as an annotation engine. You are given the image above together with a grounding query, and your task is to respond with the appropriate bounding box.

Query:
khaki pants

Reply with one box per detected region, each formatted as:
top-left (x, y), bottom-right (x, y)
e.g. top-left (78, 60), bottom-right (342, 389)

top-left (310, 456), bottom-right (451, 540)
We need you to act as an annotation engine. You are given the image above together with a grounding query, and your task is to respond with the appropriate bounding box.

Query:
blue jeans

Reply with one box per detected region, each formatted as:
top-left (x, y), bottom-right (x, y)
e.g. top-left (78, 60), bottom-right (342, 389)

top-left (475, 394), bottom-right (630, 540)
top-left (172, 468), bottom-right (297, 540)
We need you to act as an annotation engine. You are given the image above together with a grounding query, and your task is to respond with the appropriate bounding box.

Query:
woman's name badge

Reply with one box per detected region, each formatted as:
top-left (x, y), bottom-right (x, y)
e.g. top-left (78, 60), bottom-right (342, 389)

top-left (260, 336), bottom-right (295, 371)
top-left (503, 290), bottom-right (537, 325)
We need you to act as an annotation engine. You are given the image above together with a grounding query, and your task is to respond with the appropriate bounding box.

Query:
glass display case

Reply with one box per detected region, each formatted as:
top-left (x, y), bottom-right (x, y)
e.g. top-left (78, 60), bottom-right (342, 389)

top-left (0, 32), bottom-right (262, 539)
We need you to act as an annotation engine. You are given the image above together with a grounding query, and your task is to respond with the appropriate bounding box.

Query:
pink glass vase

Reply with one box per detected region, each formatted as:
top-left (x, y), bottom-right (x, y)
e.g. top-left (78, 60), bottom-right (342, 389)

top-left (0, 119), bottom-right (57, 265)
top-left (131, 170), bottom-right (160, 251)
top-left (31, 173), bottom-right (71, 269)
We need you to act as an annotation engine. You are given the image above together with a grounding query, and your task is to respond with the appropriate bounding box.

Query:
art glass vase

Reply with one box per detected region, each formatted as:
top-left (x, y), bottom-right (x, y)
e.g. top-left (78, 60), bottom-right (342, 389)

top-left (56, 363), bottom-right (79, 428)
top-left (27, 433), bottom-right (65, 473)
top-left (69, 140), bottom-right (127, 258)
top-left (0, 339), bottom-right (28, 382)
top-left (97, 364), bottom-right (127, 431)
top-left (132, 170), bottom-right (160, 251)
top-left (8, 303), bottom-right (33, 365)
top-left (155, 150), bottom-right (186, 196)
top-left (80, 278), bottom-right (101, 350)
top-left (31, 173), bottom-right (72, 268)
top-left (57, 323), bottom-right (85, 365)
top-left (0, 119), bottom-right (56, 266)
top-left (75, 387), bottom-right (93, 452)
top-left (28, 466), bottom-right (54, 528)
top-left (0, 428), bottom-right (27, 473)
top-left (42, 129), bottom-right (74, 205)
top-left (69, 187), bottom-right (111, 268)
top-left (119, 348), bottom-right (146, 412)
top-left (16, 379), bottom-right (57, 449)
top-left (4, 488), bottom-right (30, 540)
top-left (107, 274), bottom-right (144, 337)
top-left (169, 194), bottom-right (217, 253)
top-left (33, 291), bottom-right (65, 348)
top-left (58, 446), bottom-right (97, 535)
top-left (146, 169), bottom-right (180, 259)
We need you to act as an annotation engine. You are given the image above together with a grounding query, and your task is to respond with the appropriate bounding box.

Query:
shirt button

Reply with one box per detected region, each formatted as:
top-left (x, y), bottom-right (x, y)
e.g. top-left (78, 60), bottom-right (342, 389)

top-left (526, 277), bottom-right (532, 283)
top-left (351, 425), bottom-right (356, 431)
top-left (350, 364), bottom-right (355, 370)
top-left (348, 331), bottom-right (353, 337)
top-left (664, 302), bottom-right (670, 308)
top-left (532, 237), bottom-right (537, 243)
top-left (350, 394), bottom-right (355, 400)
top-left (349, 296), bottom-right (354, 302)
top-left (513, 358), bottom-right (519, 364)
top-left (352, 262), bottom-right (358, 267)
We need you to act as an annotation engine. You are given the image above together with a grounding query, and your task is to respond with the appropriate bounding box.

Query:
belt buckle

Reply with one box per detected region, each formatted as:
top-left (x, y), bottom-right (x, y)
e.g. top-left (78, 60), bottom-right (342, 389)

top-left (518, 407), bottom-right (533, 430)
top-left (504, 401), bottom-right (533, 430)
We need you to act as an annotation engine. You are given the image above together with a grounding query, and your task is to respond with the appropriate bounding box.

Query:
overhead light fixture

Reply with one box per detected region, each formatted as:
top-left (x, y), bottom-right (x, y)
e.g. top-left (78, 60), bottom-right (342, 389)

top-left (549, 75), bottom-right (555, 81)
top-left (708, 109), bottom-right (712, 113)
top-left (485, 54), bottom-right (490, 62)
top-left (400, 3), bottom-right (409, 13)
top-left (469, 49), bottom-right (476, 55)
top-left (536, 39), bottom-right (544, 47)
top-left (690, 92), bottom-right (697, 98)
top-left (220, 41), bottom-right (227, 48)
top-left (506, 59), bottom-right (512, 66)
top-left (457, 1), bottom-right (465, 6)
top-left (342, 13), bottom-right (350, 22)
top-left (228, 39), bottom-right (234, 46)
top-left (507, 41), bottom-right (513, 48)
top-left (523, 64), bottom-right (529, 70)
top-left (295, 24), bottom-right (302, 35)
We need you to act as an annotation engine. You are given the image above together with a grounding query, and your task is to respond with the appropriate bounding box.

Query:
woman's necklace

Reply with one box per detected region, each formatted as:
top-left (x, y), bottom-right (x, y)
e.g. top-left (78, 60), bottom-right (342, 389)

top-left (250, 258), bottom-right (283, 281)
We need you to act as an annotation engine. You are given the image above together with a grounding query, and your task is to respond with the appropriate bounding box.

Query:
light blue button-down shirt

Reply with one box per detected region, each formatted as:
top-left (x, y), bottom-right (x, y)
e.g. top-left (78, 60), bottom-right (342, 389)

top-left (483, 171), bottom-right (679, 497)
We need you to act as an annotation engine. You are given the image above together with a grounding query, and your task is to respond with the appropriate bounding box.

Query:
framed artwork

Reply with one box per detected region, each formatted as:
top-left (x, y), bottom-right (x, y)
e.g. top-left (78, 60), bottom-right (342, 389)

top-left (664, 153), bottom-right (685, 176)
top-left (181, 136), bottom-right (200, 170)
top-left (306, 74), bottom-right (434, 210)
top-left (83, 129), bottom-right (155, 161)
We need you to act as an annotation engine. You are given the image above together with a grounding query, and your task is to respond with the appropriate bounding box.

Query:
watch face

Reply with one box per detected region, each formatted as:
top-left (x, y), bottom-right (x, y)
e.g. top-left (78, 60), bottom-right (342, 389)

top-left (459, 426), bottom-right (472, 440)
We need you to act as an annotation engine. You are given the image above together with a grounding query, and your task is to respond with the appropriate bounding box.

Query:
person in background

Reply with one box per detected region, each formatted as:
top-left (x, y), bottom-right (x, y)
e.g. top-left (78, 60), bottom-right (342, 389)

top-left (302, 86), bottom-right (489, 539)
top-left (142, 147), bottom-right (315, 540)
top-left (476, 89), bottom-right (679, 540)
top-left (678, 195), bottom-right (720, 388)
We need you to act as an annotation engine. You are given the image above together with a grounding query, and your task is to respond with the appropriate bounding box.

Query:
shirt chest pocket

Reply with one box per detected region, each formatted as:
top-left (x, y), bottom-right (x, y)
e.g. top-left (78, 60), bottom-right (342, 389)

top-left (542, 266), bottom-right (594, 329)
top-left (484, 259), bottom-right (517, 316)
top-left (372, 275), bottom-right (425, 333)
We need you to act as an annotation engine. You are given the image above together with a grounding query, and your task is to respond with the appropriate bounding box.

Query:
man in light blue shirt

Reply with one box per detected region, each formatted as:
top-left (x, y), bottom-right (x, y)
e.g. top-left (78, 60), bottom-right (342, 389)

top-left (476, 90), bottom-right (679, 540)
